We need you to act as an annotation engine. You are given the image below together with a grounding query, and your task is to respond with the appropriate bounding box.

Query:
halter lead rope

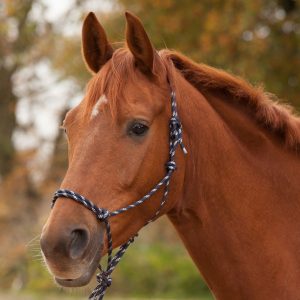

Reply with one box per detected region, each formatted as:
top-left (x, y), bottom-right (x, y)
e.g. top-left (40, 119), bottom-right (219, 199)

top-left (52, 90), bottom-right (187, 300)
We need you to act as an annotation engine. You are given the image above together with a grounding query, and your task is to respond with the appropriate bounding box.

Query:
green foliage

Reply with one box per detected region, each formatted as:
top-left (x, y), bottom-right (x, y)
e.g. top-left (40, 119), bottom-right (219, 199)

top-left (25, 259), bottom-right (56, 292)
top-left (112, 243), bottom-right (210, 298)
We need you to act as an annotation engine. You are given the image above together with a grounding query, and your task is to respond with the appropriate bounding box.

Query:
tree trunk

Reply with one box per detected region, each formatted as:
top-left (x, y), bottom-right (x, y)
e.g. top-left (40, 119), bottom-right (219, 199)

top-left (0, 69), bottom-right (17, 177)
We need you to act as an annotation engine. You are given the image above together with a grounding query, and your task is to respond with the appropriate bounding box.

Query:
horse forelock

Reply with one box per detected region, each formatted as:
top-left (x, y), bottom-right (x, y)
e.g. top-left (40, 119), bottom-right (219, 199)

top-left (83, 47), bottom-right (170, 122)
top-left (83, 48), bottom-right (136, 121)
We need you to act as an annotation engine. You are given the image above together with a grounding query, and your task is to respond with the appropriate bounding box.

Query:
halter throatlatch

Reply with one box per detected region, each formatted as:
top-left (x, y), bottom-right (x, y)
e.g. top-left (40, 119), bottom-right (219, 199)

top-left (52, 90), bottom-right (187, 300)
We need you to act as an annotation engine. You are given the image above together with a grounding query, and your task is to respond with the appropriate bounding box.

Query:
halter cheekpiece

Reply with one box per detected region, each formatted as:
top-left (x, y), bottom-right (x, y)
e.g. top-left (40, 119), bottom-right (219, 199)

top-left (52, 90), bottom-right (187, 300)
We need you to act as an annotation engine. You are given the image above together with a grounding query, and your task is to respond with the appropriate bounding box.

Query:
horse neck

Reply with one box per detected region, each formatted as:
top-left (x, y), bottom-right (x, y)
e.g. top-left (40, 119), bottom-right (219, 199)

top-left (168, 71), bottom-right (300, 299)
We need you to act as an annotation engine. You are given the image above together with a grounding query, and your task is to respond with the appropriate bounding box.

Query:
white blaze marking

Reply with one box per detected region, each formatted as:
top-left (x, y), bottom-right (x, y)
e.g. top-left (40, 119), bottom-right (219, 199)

top-left (91, 94), bottom-right (108, 118)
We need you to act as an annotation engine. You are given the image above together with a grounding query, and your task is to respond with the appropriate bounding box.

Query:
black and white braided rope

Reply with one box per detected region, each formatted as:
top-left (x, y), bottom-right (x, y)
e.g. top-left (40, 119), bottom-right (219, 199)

top-left (52, 90), bottom-right (187, 300)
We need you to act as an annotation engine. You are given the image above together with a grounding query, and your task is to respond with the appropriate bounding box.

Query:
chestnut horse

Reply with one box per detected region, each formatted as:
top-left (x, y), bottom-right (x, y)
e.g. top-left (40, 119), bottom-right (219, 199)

top-left (40, 11), bottom-right (300, 300)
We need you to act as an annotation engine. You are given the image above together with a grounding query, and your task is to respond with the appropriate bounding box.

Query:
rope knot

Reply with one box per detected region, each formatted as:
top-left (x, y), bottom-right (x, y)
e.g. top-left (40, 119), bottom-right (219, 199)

top-left (96, 209), bottom-right (110, 221)
top-left (169, 117), bottom-right (188, 155)
top-left (169, 116), bottom-right (182, 137)
top-left (96, 272), bottom-right (112, 288)
top-left (166, 161), bottom-right (177, 172)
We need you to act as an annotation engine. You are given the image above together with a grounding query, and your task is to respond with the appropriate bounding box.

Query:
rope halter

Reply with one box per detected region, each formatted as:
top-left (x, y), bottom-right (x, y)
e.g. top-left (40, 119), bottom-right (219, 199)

top-left (51, 90), bottom-right (187, 300)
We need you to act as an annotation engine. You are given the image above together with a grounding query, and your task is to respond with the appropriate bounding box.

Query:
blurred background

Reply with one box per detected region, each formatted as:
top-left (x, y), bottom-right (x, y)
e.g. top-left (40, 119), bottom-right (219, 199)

top-left (0, 0), bottom-right (299, 299)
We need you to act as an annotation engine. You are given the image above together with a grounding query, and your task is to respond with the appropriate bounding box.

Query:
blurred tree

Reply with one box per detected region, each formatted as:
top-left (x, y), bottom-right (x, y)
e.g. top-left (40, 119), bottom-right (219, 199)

top-left (0, 0), bottom-right (56, 289)
top-left (52, 0), bottom-right (299, 108)
top-left (279, 0), bottom-right (297, 13)
top-left (106, 0), bottom-right (299, 108)
top-left (0, 0), bottom-right (53, 177)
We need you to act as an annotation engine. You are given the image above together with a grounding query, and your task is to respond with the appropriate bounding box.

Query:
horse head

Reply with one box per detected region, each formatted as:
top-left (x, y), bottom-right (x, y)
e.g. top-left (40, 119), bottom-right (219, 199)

top-left (40, 11), bottom-right (185, 288)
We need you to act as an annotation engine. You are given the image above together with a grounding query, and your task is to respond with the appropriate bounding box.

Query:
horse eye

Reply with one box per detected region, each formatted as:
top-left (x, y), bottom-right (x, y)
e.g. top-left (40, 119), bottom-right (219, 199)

top-left (129, 122), bottom-right (149, 136)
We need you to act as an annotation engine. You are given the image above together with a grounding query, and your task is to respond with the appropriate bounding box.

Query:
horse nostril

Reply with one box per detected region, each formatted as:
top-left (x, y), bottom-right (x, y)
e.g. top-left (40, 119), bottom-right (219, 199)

top-left (69, 228), bottom-right (90, 260)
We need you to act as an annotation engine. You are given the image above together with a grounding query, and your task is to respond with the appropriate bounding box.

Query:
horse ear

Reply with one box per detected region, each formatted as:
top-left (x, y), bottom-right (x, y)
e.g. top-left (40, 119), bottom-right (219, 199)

top-left (125, 11), bottom-right (154, 74)
top-left (82, 12), bottom-right (113, 73)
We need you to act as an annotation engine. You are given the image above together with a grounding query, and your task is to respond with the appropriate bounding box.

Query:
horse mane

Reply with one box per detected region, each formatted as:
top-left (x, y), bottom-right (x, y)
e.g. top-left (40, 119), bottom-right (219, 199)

top-left (84, 47), bottom-right (300, 151)
top-left (160, 50), bottom-right (300, 151)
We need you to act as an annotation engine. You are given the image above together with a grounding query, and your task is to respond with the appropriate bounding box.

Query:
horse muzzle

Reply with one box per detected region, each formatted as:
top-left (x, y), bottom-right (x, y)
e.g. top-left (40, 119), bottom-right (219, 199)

top-left (40, 217), bottom-right (103, 287)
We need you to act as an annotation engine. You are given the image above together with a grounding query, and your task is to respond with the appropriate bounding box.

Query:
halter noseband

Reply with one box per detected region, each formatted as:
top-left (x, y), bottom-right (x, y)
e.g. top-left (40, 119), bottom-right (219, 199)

top-left (52, 90), bottom-right (187, 300)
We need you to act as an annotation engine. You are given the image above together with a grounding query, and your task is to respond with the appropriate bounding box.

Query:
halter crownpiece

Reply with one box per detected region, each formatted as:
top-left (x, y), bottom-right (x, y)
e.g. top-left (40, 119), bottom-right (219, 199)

top-left (52, 90), bottom-right (187, 300)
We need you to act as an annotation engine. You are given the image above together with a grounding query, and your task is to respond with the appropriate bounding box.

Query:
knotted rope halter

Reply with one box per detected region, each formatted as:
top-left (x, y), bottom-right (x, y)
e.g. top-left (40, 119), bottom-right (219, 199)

top-left (52, 90), bottom-right (187, 300)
